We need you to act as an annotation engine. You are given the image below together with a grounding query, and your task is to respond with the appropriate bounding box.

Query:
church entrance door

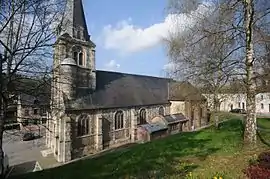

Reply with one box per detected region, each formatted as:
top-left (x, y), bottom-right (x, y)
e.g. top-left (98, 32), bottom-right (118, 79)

top-left (102, 118), bottom-right (111, 149)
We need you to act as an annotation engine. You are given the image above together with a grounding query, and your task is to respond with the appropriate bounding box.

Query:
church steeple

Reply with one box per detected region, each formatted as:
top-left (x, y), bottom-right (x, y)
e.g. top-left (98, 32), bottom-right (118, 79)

top-left (53, 0), bottom-right (96, 103)
top-left (49, 0), bottom-right (96, 163)
top-left (60, 0), bottom-right (90, 41)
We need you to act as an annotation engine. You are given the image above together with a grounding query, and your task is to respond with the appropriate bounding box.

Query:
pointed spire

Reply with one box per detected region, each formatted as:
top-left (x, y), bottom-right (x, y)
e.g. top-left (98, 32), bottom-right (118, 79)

top-left (60, 0), bottom-right (90, 41)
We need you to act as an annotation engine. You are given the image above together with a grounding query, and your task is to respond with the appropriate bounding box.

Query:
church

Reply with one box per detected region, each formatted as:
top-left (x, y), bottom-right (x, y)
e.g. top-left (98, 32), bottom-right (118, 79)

top-left (45, 0), bottom-right (208, 163)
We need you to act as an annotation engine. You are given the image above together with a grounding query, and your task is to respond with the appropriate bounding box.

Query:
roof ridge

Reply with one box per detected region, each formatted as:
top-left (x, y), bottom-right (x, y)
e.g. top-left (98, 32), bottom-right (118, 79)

top-left (96, 70), bottom-right (172, 80)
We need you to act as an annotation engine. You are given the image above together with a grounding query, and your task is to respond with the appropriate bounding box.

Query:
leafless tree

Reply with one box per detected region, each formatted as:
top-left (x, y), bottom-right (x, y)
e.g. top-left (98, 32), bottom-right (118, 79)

top-left (0, 0), bottom-right (65, 175)
top-left (165, 0), bottom-right (270, 145)
top-left (165, 1), bottom-right (243, 116)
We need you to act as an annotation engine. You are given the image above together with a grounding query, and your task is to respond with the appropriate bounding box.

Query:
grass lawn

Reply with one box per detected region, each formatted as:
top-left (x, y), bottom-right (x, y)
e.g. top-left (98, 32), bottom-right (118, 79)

top-left (257, 118), bottom-right (270, 147)
top-left (257, 118), bottom-right (270, 128)
top-left (13, 116), bottom-right (270, 179)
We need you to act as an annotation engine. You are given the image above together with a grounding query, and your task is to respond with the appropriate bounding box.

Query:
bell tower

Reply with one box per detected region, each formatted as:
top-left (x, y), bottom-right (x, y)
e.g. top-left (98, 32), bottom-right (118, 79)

top-left (46, 0), bottom-right (96, 163)
top-left (52, 0), bottom-right (96, 103)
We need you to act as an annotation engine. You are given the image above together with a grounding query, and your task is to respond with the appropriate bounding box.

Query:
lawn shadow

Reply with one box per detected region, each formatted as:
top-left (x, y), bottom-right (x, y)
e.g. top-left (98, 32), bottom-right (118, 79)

top-left (9, 161), bottom-right (37, 176)
top-left (217, 119), bottom-right (244, 131)
top-left (14, 129), bottom-right (221, 179)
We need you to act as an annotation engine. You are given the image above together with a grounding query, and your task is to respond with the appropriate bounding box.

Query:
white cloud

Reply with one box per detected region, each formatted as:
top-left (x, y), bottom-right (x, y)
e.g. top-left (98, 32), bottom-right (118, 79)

top-left (162, 62), bottom-right (181, 77)
top-left (101, 2), bottom-right (213, 54)
top-left (163, 62), bottom-right (176, 71)
top-left (103, 59), bottom-right (120, 71)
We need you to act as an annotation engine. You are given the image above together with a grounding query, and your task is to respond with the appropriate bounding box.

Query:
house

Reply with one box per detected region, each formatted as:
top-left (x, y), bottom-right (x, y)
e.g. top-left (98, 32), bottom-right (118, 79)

top-left (203, 87), bottom-right (270, 114)
top-left (17, 93), bottom-right (50, 127)
top-left (44, 0), bottom-right (208, 163)
top-left (4, 93), bottom-right (50, 130)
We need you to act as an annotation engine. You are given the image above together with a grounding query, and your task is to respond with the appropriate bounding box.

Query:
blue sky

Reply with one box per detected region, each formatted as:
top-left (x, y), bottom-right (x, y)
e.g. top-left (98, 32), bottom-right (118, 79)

top-left (82, 0), bottom-right (169, 77)
top-left (80, 1), bottom-right (212, 77)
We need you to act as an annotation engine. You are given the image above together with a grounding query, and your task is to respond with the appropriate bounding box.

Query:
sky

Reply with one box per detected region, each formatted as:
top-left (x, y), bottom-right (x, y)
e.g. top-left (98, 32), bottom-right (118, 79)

top-left (82, 0), bottom-right (212, 77)
top-left (82, 0), bottom-right (169, 77)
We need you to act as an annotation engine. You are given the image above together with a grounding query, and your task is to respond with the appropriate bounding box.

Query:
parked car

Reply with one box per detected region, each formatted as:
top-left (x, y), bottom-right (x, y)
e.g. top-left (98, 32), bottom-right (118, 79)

top-left (0, 153), bottom-right (9, 176)
top-left (22, 132), bottom-right (35, 141)
top-left (230, 108), bottom-right (246, 114)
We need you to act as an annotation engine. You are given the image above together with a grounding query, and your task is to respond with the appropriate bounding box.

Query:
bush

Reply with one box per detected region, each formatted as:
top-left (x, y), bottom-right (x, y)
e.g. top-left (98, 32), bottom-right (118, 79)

top-left (244, 151), bottom-right (270, 179)
top-left (258, 152), bottom-right (270, 168)
top-left (245, 165), bottom-right (270, 179)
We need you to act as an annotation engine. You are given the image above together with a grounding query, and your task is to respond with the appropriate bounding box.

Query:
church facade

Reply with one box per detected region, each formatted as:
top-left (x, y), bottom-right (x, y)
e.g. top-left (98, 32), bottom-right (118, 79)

top-left (45, 0), bottom-right (208, 163)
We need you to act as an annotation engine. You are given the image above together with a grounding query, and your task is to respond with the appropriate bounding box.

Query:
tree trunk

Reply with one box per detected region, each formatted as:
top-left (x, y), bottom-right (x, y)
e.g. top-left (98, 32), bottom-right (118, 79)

top-left (243, 0), bottom-right (257, 145)
top-left (213, 92), bottom-right (220, 128)
top-left (0, 54), bottom-right (4, 178)
top-left (0, 108), bottom-right (5, 178)
top-left (213, 92), bottom-right (219, 112)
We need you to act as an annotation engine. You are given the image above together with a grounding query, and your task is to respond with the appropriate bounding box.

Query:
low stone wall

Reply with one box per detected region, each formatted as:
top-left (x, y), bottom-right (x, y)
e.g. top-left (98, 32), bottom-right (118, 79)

top-left (257, 113), bottom-right (270, 118)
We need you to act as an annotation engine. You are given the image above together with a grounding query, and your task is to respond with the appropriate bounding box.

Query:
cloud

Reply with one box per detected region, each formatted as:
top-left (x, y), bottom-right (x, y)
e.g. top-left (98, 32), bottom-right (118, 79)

top-left (163, 61), bottom-right (191, 80)
top-left (162, 62), bottom-right (181, 76)
top-left (100, 2), bottom-right (213, 54)
top-left (163, 62), bottom-right (176, 71)
top-left (103, 60), bottom-right (120, 71)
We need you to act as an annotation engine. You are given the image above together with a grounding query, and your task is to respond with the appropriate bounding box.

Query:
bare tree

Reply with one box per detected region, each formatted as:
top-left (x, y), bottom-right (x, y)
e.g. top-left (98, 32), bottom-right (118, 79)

top-left (165, 1), bottom-right (243, 115)
top-left (165, 0), bottom-right (270, 145)
top-left (0, 0), bottom-right (65, 176)
top-left (242, 0), bottom-right (256, 144)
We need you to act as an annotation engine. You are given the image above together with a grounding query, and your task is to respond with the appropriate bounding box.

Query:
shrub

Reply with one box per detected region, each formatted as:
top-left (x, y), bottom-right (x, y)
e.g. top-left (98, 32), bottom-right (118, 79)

top-left (257, 152), bottom-right (270, 169)
top-left (244, 151), bottom-right (270, 179)
top-left (245, 165), bottom-right (270, 179)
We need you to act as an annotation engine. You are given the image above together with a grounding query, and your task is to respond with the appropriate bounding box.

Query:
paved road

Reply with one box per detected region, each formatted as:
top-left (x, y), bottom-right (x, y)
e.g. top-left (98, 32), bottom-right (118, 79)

top-left (3, 126), bottom-right (46, 166)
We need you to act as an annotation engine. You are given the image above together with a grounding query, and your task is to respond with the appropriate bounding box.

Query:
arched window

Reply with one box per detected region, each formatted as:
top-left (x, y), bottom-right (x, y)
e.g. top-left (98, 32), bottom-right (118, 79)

top-left (72, 46), bottom-right (83, 66)
top-left (78, 52), bottom-right (83, 66)
top-left (158, 106), bottom-right (165, 116)
top-left (77, 114), bottom-right (89, 136)
top-left (73, 51), bottom-right (78, 64)
top-left (138, 109), bottom-right (146, 125)
top-left (115, 111), bottom-right (124, 130)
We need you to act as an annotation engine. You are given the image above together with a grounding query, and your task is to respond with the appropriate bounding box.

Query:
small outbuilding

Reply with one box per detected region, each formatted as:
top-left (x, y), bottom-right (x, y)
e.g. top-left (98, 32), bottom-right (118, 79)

top-left (137, 122), bottom-right (168, 143)
top-left (164, 113), bottom-right (189, 134)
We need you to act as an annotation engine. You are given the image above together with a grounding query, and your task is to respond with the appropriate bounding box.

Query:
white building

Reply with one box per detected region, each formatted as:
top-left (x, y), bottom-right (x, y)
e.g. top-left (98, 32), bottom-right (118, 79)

top-left (203, 92), bottom-right (270, 114)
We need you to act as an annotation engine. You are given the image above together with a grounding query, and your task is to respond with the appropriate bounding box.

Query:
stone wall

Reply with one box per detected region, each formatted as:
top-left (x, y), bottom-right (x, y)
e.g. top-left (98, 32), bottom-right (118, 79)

top-left (52, 102), bottom-right (207, 162)
top-left (170, 101), bottom-right (185, 114)
top-left (64, 104), bottom-right (170, 159)
top-left (50, 101), bottom-right (209, 162)
top-left (168, 123), bottom-right (181, 134)
top-left (133, 104), bottom-right (170, 124)
top-left (99, 108), bottom-right (132, 149)
top-left (76, 67), bottom-right (96, 91)
top-left (184, 101), bottom-right (207, 130)
top-left (68, 113), bottom-right (97, 159)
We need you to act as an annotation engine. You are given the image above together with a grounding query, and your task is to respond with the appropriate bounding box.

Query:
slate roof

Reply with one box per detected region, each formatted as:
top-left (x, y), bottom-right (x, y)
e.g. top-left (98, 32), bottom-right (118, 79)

top-left (19, 93), bottom-right (50, 106)
top-left (139, 123), bottom-right (168, 134)
top-left (69, 71), bottom-right (171, 109)
top-left (169, 81), bottom-right (206, 101)
top-left (164, 113), bottom-right (189, 124)
top-left (73, 0), bottom-right (90, 41)
top-left (67, 70), bottom-right (205, 110)
top-left (7, 70), bottom-right (204, 110)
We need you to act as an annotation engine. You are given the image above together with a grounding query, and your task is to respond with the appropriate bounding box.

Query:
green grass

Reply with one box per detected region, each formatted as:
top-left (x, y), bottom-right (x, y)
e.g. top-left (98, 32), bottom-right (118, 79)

top-left (13, 117), bottom-right (270, 179)
top-left (257, 118), bottom-right (270, 147)
top-left (257, 118), bottom-right (270, 128)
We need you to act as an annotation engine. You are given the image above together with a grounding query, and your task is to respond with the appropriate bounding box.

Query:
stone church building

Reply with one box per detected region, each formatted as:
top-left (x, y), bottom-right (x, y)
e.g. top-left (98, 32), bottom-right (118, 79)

top-left (45, 0), bottom-right (208, 163)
